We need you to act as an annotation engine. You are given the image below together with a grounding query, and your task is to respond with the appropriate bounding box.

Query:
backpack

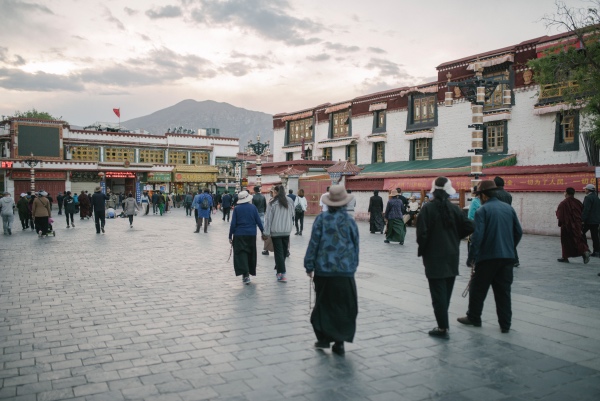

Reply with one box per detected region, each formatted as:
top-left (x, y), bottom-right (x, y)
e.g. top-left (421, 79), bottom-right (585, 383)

top-left (295, 201), bottom-right (303, 213)
top-left (200, 196), bottom-right (209, 210)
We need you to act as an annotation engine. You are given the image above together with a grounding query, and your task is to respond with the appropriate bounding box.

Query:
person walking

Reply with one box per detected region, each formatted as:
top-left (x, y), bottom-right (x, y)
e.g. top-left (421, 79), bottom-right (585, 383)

top-left (345, 189), bottom-right (357, 219)
top-left (192, 188), bottom-right (213, 233)
top-left (221, 191), bottom-right (233, 222)
top-left (384, 190), bottom-right (406, 245)
top-left (582, 183), bottom-right (600, 257)
top-left (252, 186), bottom-right (266, 225)
top-left (305, 185), bottom-right (359, 355)
top-left (556, 187), bottom-right (591, 263)
top-left (184, 192), bottom-right (194, 216)
top-left (151, 191), bottom-right (159, 214)
top-left (264, 185), bottom-right (294, 282)
top-left (294, 189), bottom-right (308, 235)
top-left (63, 191), bottom-right (76, 228)
top-left (458, 180), bottom-right (522, 333)
top-left (123, 193), bottom-right (140, 228)
top-left (56, 192), bottom-right (64, 215)
top-left (32, 190), bottom-right (52, 237)
top-left (156, 191), bottom-right (165, 216)
top-left (27, 193), bottom-right (35, 231)
top-left (141, 191), bottom-right (150, 215)
top-left (417, 177), bottom-right (474, 339)
top-left (229, 190), bottom-right (265, 284)
top-left (1, 191), bottom-right (15, 235)
top-left (78, 190), bottom-right (91, 220)
top-left (91, 187), bottom-right (110, 234)
top-left (17, 193), bottom-right (29, 230)
top-left (368, 190), bottom-right (385, 234)
top-left (493, 176), bottom-right (519, 267)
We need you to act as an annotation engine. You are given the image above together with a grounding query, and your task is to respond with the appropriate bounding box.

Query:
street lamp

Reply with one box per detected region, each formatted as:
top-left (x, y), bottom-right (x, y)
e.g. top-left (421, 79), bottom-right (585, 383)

top-left (246, 135), bottom-right (270, 187)
top-left (22, 153), bottom-right (43, 192)
top-left (446, 63), bottom-right (511, 189)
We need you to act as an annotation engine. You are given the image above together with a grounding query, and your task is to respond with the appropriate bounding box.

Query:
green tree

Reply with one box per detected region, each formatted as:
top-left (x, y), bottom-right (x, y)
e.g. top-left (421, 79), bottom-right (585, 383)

top-left (13, 108), bottom-right (63, 121)
top-left (528, 1), bottom-right (600, 150)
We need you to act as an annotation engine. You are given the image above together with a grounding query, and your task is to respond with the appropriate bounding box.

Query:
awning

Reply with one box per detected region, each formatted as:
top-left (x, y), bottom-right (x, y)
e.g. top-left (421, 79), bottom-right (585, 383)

top-left (324, 102), bottom-right (352, 114)
top-left (281, 111), bottom-right (313, 122)
top-left (467, 54), bottom-right (514, 70)
top-left (533, 103), bottom-right (584, 115)
top-left (316, 137), bottom-right (358, 149)
top-left (369, 102), bottom-right (388, 111)
top-left (366, 133), bottom-right (387, 142)
top-left (400, 85), bottom-right (438, 97)
top-left (483, 111), bottom-right (511, 122)
top-left (404, 129), bottom-right (434, 140)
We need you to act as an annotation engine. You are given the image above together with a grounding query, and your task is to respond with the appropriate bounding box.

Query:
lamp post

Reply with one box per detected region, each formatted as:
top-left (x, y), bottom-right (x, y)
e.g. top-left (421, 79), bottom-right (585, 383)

top-left (22, 153), bottom-right (43, 192)
top-left (446, 63), bottom-right (510, 189)
top-left (246, 135), bottom-right (270, 187)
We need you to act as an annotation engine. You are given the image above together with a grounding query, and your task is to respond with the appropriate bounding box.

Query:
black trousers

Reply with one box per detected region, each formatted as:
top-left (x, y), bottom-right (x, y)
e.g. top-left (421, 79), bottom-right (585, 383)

top-left (128, 215), bottom-right (134, 225)
top-left (143, 203), bottom-right (149, 215)
top-left (94, 212), bottom-right (106, 233)
top-left (18, 211), bottom-right (28, 229)
top-left (65, 212), bottom-right (74, 226)
top-left (427, 276), bottom-right (456, 330)
top-left (185, 204), bottom-right (192, 216)
top-left (152, 203), bottom-right (157, 213)
top-left (222, 207), bottom-right (231, 221)
top-left (58, 204), bottom-right (63, 215)
top-left (583, 223), bottom-right (600, 254)
top-left (232, 235), bottom-right (257, 276)
top-left (34, 217), bottom-right (49, 235)
top-left (295, 211), bottom-right (304, 233)
top-left (466, 259), bottom-right (514, 330)
top-left (272, 236), bottom-right (290, 274)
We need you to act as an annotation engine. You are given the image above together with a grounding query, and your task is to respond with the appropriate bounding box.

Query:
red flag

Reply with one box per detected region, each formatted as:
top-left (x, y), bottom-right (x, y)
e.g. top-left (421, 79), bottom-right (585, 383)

top-left (113, 108), bottom-right (120, 118)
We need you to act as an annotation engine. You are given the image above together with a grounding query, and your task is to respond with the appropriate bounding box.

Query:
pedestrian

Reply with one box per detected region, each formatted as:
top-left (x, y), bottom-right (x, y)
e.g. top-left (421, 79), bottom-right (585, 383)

top-left (459, 180), bottom-right (523, 333)
top-left (221, 191), bottom-right (233, 222)
top-left (294, 188), bottom-right (308, 235)
top-left (79, 190), bottom-right (91, 220)
top-left (229, 190), bottom-right (265, 284)
top-left (106, 192), bottom-right (116, 209)
top-left (17, 193), bottom-right (29, 230)
top-left (262, 189), bottom-right (275, 256)
top-left (417, 177), bottom-right (474, 339)
top-left (319, 186), bottom-right (330, 212)
top-left (192, 188), bottom-right (213, 233)
top-left (368, 190), bottom-right (384, 234)
top-left (345, 189), bottom-right (357, 219)
top-left (395, 187), bottom-right (409, 214)
top-left (27, 192), bottom-right (35, 231)
top-left (151, 191), bottom-right (159, 214)
top-left (56, 192), bottom-right (64, 215)
top-left (122, 193), bottom-right (139, 228)
top-left (252, 186), bottom-right (266, 225)
top-left (556, 187), bottom-right (591, 263)
top-left (494, 176), bottom-right (519, 267)
top-left (264, 185), bottom-right (294, 282)
top-left (91, 187), bottom-right (110, 234)
top-left (184, 191), bottom-right (193, 216)
top-left (32, 190), bottom-right (52, 237)
top-left (1, 191), bottom-right (15, 235)
top-left (582, 183), bottom-right (600, 257)
top-left (384, 189), bottom-right (406, 245)
top-left (287, 189), bottom-right (297, 203)
top-left (157, 191), bottom-right (165, 216)
top-left (468, 187), bottom-right (481, 220)
top-left (46, 192), bottom-right (54, 211)
top-left (406, 196), bottom-right (420, 226)
top-left (141, 191), bottom-right (150, 215)
top-left (175, 193), bottom-right (181, 208)
top-left (305, 185), bottom-right (359, 355)
top-left (63, 191), bottom-right (76, 228)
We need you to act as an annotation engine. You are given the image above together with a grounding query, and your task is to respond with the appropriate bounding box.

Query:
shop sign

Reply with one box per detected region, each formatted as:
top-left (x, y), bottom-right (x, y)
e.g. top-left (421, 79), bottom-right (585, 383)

top-left (105, 171), bottom-right (136, 178)
top-left (147, 172), bottom-right (172, 182)
top-left (174, 172), bottom-right (217, 182)
top-left (12, 170), bottom-right (67, 180)
top-left (1, 161), bottom-right (13, 168)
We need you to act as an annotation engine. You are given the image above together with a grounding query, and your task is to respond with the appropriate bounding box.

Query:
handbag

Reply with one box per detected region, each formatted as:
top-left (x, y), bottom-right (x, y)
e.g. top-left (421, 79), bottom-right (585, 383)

top-left (263, 236), bottom-right (275, 252)
top-left (402, 214), bottom-right (411, 224)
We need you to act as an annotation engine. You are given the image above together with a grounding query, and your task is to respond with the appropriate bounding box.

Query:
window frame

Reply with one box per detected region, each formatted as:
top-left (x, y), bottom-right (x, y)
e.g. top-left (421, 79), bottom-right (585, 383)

top-left (346, 144), bottom-right (357, 164)
top-left (371, 142), bottom-right (385, 163)
top-left (322, 147), bottom-right (332, 161)
top-left (286, 152), bottom-right (294, 161)
top-left (285, 117), bottom-right (314, 146)
top-left (329, 109), bottom-right (352, 139)
top-left (372, 110), bottom-right (386, 133)
top-left (483, 121), bottom-right (508, 154)
top-left (406, 94), bottom-right (438, 131)
top-left (409, 138), bottom-right (432, 161)
top-left (554, 110), bottom-right (580, 152)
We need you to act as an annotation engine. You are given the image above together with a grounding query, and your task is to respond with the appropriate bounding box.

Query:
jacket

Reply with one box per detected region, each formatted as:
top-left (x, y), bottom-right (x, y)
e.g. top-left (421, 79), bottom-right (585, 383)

top-left (294, 196), bottom-right (308, 212)
top-left (582, 192), bottom-right (600, 224)
top-left (0, 196), bottom-right (15, 216)
top-left (495, 188), bottom-right (513, 205)
top-left (123, 197), bottom-right (139, 216)
top-left (252, 193), bottom-right (266, 213)
top-left (63, 195), bottom-right (76, 214)
top-left (229, 203), bottom-right (264, 239)
top-left (304, 210), bottom-right (359, 277)
top-left (385, 197), bottom-right (404, 220)
top-left (17, 197), bottom-right (29, 214)
top-left (32, 196), bottom-right (51, 218)
top-left (184, 194), bottom-right (193, 205)
top-left (192, 192), bottom-right (213, 219)
top-left (151, 193), bottom-right (159, 204)
top-left (222, 194), bottom-right (232, 208)
top-left (264, 197), bottom-right (294, 237)
top-left (91, 191), bottom-right (109, 213)
top-left (468, 197), bottom-right (523, 265)
top-left (417, 198), bottom-right (475, 279)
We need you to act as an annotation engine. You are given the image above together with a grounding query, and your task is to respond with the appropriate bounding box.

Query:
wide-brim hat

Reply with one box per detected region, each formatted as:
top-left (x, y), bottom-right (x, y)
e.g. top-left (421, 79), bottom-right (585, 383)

top-left (322, 185), bottom-right (353, 207)
top-left (95, 186), bottom-right (101, 192)
top-left (390, 189), bottom-right (398, 197)
top-left (430, 177), bottom-right (457, 196)
top-left (474, 180), bottom-right (497, 195)
top-left (237, 190), bottom-right (253, 204)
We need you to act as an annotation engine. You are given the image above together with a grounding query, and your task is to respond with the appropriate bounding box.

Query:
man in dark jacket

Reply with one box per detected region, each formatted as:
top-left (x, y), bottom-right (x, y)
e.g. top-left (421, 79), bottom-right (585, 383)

top-left (221, 191), bottom-right (233, 222)
top-left (582, 183), bottom-right (600, 257)
top-left (494, 176), bottom-right (518, 266)
top-left (184, 192), bottom-right (194, 216)
top-left (395, 187), bottom-right (409, 214)
top-left (56, 192), bottom-right (64, 215)
top-left (252, 186), bottom-right (267, 225)
top-left (151, 191), bottom-right (159, 214)
top-left (459, 180), bottom-right (522, 334)
top-left (91, 187), bottom-right (110, 234)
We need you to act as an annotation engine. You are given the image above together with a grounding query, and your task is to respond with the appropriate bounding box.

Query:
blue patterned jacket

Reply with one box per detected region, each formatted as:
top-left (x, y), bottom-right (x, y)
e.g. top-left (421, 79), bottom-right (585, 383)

top-left (304, 209), bottom-right (359, 277)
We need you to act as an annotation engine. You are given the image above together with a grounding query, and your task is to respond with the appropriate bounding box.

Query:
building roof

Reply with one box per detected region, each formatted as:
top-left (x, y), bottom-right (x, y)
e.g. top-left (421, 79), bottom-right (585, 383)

top-left (326, 159), bottom-right (363, 175)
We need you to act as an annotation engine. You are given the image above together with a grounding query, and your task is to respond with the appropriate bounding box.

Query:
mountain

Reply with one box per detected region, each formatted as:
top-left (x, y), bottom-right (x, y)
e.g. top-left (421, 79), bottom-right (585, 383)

top-left (121, 99), bottom-right (273, 149)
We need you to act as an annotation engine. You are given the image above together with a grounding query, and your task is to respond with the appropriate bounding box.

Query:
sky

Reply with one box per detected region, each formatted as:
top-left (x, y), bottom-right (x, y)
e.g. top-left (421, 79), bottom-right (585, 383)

top-left (0, 0), bottom-right (593, 126)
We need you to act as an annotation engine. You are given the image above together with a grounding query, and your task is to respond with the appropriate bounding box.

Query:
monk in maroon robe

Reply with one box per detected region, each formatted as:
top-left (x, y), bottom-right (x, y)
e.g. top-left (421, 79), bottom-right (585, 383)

top-left (79, 191), bottom-right (91, 220)
top-left (556, 187), bottom-right (590, 263)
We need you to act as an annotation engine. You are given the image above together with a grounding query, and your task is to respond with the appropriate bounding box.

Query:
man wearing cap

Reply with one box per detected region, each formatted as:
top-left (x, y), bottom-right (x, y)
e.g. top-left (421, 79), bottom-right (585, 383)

top-left (17, 193), bottom-right (30, 230)
top-left (459, 180), bottom-right (522, 333)
top-left (582, 183), bottom-right (600, 257)
top-left (91, 186), bottom-right (110, 234)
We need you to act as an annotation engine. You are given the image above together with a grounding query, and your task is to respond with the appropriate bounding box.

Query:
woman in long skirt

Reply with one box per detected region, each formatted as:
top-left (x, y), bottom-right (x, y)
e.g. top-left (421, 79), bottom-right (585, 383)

top-left (368, 190), bottom-right (384, 234)
top-left (305, 185), bottom-right (359, 355)
top-left (229, 191), bottom-right (264, 284)
top-left (384, 189), bottom-right (406, 245)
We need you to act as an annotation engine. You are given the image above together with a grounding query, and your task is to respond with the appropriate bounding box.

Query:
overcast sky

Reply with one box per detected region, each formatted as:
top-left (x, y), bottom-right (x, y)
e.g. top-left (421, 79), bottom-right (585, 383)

top-left (0, 0), bottom-right (591, 126)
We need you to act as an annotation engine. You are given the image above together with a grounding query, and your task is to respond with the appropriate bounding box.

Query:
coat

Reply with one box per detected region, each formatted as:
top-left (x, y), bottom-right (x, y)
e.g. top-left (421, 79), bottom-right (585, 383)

top-left (63, 195), bottom-right (77, 214)
top-left (417, 197), bottom-right (474, 279)
top-left (32, 196), bottom-right (51, 218)
top-left (582, 192), bottom-right (600, 224)
top-left (123, 197), bottom-right (139, 216)
top-left (192, 193), bottom-right (213, 219)
top-left (0, 196), bottom-right (15, 216)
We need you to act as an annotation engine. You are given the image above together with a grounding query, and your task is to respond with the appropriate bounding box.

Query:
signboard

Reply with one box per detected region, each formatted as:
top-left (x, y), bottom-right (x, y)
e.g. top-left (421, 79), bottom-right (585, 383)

top-left (136, 181), bottom-right (141, 203)
top-left (147, 172), bottom-right (171, 182)
top-left (384, 171), bottom-right (596, 193)
top-left (173, 172), bottom-right (217, 182)
top-left (1, 161), bottom-right (13, 169)
top-left (105, 171), bottom-right (136, 179)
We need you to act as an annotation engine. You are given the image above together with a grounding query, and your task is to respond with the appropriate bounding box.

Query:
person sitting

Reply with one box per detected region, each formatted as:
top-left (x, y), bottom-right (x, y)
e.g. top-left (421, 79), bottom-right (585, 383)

top-left (106, 208), bottom-right (116, 219)
top-left (406, 196), bottom-right (420, 226)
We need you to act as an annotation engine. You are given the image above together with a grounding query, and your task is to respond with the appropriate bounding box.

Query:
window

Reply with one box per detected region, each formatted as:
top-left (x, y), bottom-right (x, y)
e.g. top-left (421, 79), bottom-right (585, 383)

top-left (286, 117), bottom-right (313, 145)
top-left (554, 111), bottom-right (579, 151)
top-left (303, 148), bottom-right (313, 160)
top-left (373, 110), bottom-right (386, 132)
top-left (169, 150), bottom-right (187, 164)
top-left (407, 95), bottom-right (437, 130)
top-left (191, 152), bottom-right (209, 165)
top-left (485, 123), bottom-right (505, 153)
top-left (139, 149), bottom-right (165, 163)
top-left (331, 110), bottom-right (350, 138)
top-left (484, 71), bottom-right (511, 111)
top-left (372, 142), bottom-right (385, 163)
top-left (411, 138), bottom-right (431, 161)
top-left (105, 147), bottom-right (135, 162)
top-left (286, 152), bottom-right (294, 161)
top-left (347, 144), bottom-right (357, 164)
top-left (71, 146), bottom-right (99, 161)
top-left (323, 147), bottom-right (332, 161)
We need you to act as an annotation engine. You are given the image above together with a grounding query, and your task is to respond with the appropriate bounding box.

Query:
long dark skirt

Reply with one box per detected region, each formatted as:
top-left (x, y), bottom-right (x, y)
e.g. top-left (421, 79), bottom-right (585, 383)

top-left (385, 218), bottom-right (406, 243)
top-left (311, 276), bottom-right (358, 343)
top-left (370, 212), bottom-right (384, 233)
top-left (233, 235), bottom-right (257, 276)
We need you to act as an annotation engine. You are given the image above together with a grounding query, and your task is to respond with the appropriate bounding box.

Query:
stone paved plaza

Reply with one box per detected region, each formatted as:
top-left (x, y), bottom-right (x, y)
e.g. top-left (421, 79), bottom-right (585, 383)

top-left (1, 207), bottom-right (600, 401)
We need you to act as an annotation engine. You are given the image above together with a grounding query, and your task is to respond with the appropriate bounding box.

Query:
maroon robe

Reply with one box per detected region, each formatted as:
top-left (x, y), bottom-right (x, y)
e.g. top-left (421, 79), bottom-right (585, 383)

top-left (556, 196), bottom-right (589, 259)
top-left (79, 193), bottom-right (91, 218)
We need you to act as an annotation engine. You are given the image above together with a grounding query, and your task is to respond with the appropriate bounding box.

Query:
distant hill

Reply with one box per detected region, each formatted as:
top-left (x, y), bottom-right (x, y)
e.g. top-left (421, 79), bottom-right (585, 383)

top-left (121, 99), bottom-right (273, 149)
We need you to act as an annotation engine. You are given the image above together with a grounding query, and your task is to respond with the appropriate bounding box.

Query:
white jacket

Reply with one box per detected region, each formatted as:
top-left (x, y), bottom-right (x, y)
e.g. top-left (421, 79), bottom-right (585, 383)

top-left (294, 196), bottom-right (308, 212)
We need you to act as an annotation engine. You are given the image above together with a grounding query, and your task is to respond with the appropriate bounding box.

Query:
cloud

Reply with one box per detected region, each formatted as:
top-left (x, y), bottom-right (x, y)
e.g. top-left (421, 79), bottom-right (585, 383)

top-left (221, 62), bottom-right (253, 77)
top-left (368, 47), bottom-right (386, 54)
top-left (72, 35), bottom-right (86, 41)
top-left (2, 0), bottom-right (53, 17)
top-left (104, 8), bottom-right (125, 30)
top-left (359, 57), bottom-right (417, 93)
top-left (124, 7), bottom-right (138, 16)
top-left (0, 48), bottom-right (27, 67)
top-left (324, 42), bottom-right (360, 53)
top-left (307, 53), bottom-right (330, 62)
top-left (146, 5), bottom-right (182, 19)
top-left (365, 58), bottom-right (407, 79)
top-left (0, 68), bottom-right (84, 92)
top-left (190, 0), bottom-right (323, 46)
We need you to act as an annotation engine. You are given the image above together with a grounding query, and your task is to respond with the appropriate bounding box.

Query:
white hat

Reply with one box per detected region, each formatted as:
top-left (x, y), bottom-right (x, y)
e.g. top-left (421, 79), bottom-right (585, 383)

top-left (430, 177), bottom-right (456, 196)
top-left (39, 191), bottom-right (48, 196)
top-left (20, 193), bottom-right (26, 197)
top-left (237, 191), bottom-right (253, 204)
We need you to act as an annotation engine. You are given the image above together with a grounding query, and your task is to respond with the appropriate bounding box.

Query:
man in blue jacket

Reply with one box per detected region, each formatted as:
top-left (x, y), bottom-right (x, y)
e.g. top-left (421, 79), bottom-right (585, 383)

top-left (458, 180), bottom-right (522, 333)
top-left (192, 188), bottom-right (213, 233)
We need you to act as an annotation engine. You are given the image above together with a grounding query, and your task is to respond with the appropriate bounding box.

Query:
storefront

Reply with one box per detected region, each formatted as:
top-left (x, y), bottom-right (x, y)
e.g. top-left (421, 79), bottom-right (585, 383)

top-left (12, 170), bottom-right (66, 202)
top-left (70, 171), bottom-right (100, 195)
top-left (104, 171), bottom-right (137, 197)
top-left (173, 165), bottom-right (218, 194)
top-left (143, 172), bottom-right (172, 194)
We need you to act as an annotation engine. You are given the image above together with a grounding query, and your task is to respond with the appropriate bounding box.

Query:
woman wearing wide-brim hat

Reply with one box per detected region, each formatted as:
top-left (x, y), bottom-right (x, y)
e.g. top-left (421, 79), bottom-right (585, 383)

top-left (384, 189), bottom-right (406, 244)
top-left (305, 185), bottom-right (359, 355)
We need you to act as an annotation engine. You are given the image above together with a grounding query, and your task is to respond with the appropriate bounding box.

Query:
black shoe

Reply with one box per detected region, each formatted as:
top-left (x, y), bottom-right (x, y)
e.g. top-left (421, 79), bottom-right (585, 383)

top-left (262, 250), bottom-right (269, 256)
top-left (584, 251), bottom-right (591, 264)
top-left (557, 258), bottom-right (570, 263)
top-left (400, 241), bottom-right (404, 245)
top-left (314, 341), bottom-right (330, 349)
top-left (514, 262), bottom-right (520, 268)
top-left (295, 232), bottom-right (299, 235)
top-left (501, 328), bottom-right (510, 333)
top-left (101, 227), bottom-right (105, 234)
top-left (299, 232), bottom-right (302, 236)
top-left (592, 252), bottom-right (600, 257)
top-left (457, 316), bottom-right (481, 327)
top-left (332, 342), bottom-right (345, 355)
top-left (384, 240), bottom-right (390, 244)
top-left (428, 328), bottom-right (449, 339)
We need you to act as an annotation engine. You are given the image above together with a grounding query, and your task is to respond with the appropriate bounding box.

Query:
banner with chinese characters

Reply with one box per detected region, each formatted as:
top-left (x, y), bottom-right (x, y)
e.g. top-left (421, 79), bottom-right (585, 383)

top-left (173, 172), bottom-right (217, 182)
top-left (384, 172), bottom-right (597, 193)
top-left (146, 173), bottom-right (172, 182)
top-left (12, 171), bottom-right (66, 180)
top-left (105, 171), bottom-right (136, 179)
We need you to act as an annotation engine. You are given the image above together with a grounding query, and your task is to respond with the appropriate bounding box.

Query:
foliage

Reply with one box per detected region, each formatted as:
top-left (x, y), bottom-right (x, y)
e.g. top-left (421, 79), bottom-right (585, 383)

top-left (12, 108), bottom-right (63, 121)
top-left (528, 1), bottom-right (600, 144)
